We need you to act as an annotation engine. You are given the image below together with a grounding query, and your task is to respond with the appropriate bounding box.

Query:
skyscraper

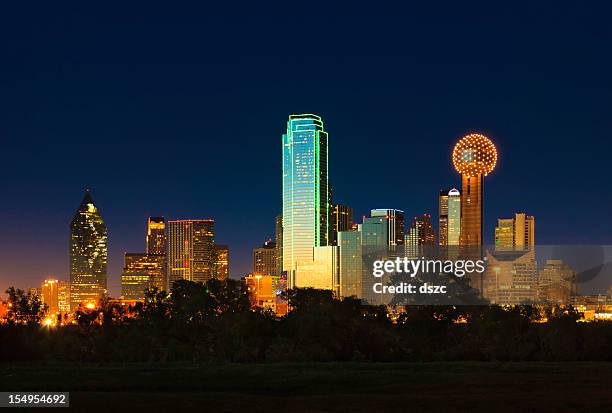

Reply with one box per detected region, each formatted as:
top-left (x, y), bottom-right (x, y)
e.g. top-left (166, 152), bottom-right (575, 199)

top-left (438, 190), bottom-right (449, 248)
top-left (282, 114), bottom-right (329, 288)
top-left (370, 209), bottom-right (404, 247)
top-left (495, 213), bottom-right (535, 251)
top-left (70, 190), bottom-right (107, 310)
top-left (167, 219), bottom-right (215, 287)
top-left (405, 214), bottom-right (436, 259)
top-left (146, 217), bottom-right (167, 255)
top-left (214, 244), bottom-right (230, 280)
top-left (361, 215), bottom-right (391, 304)
top-left (329, 204), bottom-right (353, 246)
top-left (121, 253), bottom-right (165, 300)
top-left (42, 279), bottom-right (59, 315)
top-left (452, 134), bottom-right (498, 252)
top-left (439, 189), bottom-right (461, 258)
top-left (253, 240), bottom-right (277, 276)
top-left (338, 229), bottom-right (362, 299)
top-left (58, 281), bottom-right (70, 313)
top-left (146, 216), bottom-right (167, 288)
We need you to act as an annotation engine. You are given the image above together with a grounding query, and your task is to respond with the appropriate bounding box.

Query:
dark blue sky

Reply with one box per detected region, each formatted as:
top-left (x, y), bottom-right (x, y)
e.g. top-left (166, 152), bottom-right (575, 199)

top-left (1, 2), bottom-right (611, 296)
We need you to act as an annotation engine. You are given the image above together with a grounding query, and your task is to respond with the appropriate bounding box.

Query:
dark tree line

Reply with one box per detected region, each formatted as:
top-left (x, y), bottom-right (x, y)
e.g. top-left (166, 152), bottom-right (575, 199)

top-left (2, 279), bottom-right (611, 362)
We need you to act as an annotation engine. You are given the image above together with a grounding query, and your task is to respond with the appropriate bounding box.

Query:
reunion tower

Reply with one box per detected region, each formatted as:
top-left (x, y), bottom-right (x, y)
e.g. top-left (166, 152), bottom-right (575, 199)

top-left (452, 133), bottom-right (498, 255)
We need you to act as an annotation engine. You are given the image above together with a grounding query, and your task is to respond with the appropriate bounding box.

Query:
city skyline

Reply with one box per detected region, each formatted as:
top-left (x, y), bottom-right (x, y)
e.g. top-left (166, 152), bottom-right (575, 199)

top-left (1, 120), bottom-right (610, 298)
top-left (1, 4), bottom-right (612, 296)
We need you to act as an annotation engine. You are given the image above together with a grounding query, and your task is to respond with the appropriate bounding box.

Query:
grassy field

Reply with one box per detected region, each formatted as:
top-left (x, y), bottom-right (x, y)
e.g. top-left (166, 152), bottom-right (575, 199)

top-left (2, 362), bottom-right (611, 412)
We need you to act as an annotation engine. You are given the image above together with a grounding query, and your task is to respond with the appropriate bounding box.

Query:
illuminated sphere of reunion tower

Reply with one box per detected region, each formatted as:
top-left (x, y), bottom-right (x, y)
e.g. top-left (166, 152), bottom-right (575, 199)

top-left (451, 133), bottom-right (498, 250)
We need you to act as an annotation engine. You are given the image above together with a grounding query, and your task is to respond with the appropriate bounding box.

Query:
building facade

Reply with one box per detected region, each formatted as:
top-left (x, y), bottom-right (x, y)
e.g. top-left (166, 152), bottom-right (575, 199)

top-left (439, 188), bottom-right (461, 251)
top-left (121, 253), bottom-right (166, 300)
top-left (494, 213), bottom-right (535, 251)
top-left (70, 190), bottom-right (107, 310)
top-left (253, 240), bottom-right (277, 276)
top-left (329, 203), bottom-right (354, 246)
top-left (167, 219), bottom-right (215, 287)
top-left (539, 259), bottom-right (576, 304)
top-left (275, 215), bottom-right (283, 276)
top-left (282, 114), bottom-right (329, 288)
top-left (370, 209), bottom-right (404, 247)
top-left (146, 216), bottom-right (167, 255)
top-left (214, 244), bottom-right (230, 280)
top-left (405, 214), bottom-right (436, 259)
top-left (42, 279), bottom-right (59, 315)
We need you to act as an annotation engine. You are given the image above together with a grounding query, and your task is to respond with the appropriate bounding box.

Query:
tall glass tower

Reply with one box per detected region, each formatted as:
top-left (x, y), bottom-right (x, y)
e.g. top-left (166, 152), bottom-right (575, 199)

top-left (70, 190), bottom-right (107, 310)
top-left (282, 114), bottom-right (329, 287)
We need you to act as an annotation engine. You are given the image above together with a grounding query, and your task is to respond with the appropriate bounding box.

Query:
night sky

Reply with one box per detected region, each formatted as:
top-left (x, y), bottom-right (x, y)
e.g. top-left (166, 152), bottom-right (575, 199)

top-left (1, 2), bottom-right (611, 296)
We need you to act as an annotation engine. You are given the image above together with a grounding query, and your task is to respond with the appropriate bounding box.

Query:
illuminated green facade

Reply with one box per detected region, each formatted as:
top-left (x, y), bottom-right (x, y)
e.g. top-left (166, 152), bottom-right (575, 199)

top-left (282, 114), bottom-right (329, 287)
top-left (70, 190), bottom-right (107, 310)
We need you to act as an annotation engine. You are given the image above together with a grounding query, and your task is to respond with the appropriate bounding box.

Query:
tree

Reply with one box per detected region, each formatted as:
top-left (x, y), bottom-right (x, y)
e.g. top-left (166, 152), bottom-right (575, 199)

top-left (5, 287), bottom-right (46, 325)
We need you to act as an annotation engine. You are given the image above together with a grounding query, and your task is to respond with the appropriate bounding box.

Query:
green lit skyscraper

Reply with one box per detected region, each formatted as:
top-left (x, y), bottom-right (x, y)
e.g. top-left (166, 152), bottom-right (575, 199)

top-left (282, 114), bottom-right (329, 288)
top-left (70, 190), bottom-right (107, 310)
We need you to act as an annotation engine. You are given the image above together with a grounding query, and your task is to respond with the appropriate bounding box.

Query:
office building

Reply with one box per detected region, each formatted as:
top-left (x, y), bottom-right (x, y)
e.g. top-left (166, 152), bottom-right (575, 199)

top-left (539, 259), bottom-right (576, 304)
top-left (495, 213), bottom-right (535, 251)
top-left (167, 219), bottom-right (215, 287)
top-left (146, 216), bottom-right (167, 255)
top-left (70, 190), bottom-right (107, 310)
top-left (58, 281), bottom-right (70, 313)
top-left (41, 279), bottom-right (59, 314)
top-left (253, 240), bottom-right (277, 276)
top-left (371, 209), bottom-right (404, 247)
top-left (282, 114), bottom-right (329, 288)
top-left (329, 204), bottom-right (353, 246)
top-left (294, 246), bottom-right (339, 292)
top-left (439, 188), bottom-right (461, 251)
top-left (405, 214), bottom-right (436, 259)
top-left (483, 250), bottom-right (538, 305)
top-left (121, 253), bottom-right (166, 300)
top-left (214, 244), bottom-right (230, 280)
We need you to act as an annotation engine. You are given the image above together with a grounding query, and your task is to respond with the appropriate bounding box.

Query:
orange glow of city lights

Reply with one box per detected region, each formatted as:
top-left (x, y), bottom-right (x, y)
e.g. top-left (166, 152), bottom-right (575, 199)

top-left (86, 302), bottom-right (96, 310)
top-left (452, 133), bottom-right (498, 177)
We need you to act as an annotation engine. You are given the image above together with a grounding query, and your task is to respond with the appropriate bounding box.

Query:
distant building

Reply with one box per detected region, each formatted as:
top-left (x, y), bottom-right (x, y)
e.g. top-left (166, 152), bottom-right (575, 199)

top-left (167, 220), bottom-right (215, 287)
top-left (494, 213), bottom-right (535, 251)
top-left (338, 230), bottom-right (362, 299)
top-left (329, 204), bottom-right (353, 246)
top-left (483, 250), bottom-right (538, 305)
top-left (70, 190), bottom-right (107, 310)
top-left (405, 214), bottom-right (436, 259)
top-left (275, 215), bottom-right (283, 276)
top-left (42, 279), bottom-right (59, 314)
top-left (28, 288), bottom-right (42, 299)
top-left (146, 217), bottom-right (167, 255)
top-left (244, 274), bottom-right (286, 316)
top-left (295, 246), bottom-right (339, 292)
top-left (253, 240), bottom-right (277, 276)
top-left (58, 281), bottom-right (70, 313)
top-left (439, 188), bottom-right (461, 256)
top-left (371, 209), bottom-right (404, 247)
top-left (282, 114), bottom-right (329, 288)
top-left (360, 214), bottom-right (393, 305)
top-left (121, 253), bottom-right (166, 300)
top-left (539, 259), bottom-right (576, 304)
top-left (145, 216), bottom-right (167, 288)
top-left (214, 244), bottom-right (230, 280)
